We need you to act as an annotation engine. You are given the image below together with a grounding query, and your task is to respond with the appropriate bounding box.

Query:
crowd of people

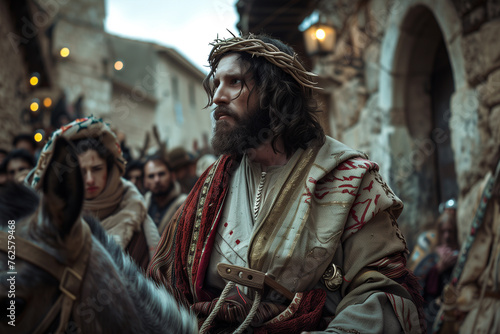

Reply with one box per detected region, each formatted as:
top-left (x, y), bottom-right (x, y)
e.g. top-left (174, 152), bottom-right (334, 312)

top-left (408, 200), bottom-right (460, 333)
top-left (1, 33), bottom-right (498, 333)
top-left (0, 119), bottom-right (209, 271)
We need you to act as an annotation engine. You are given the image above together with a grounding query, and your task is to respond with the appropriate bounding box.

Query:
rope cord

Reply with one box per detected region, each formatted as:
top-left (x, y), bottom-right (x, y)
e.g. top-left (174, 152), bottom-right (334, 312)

top-left (199, 281), bottom-right (263, 334)
top-left (199, 281), bottom-right (235, 334)
top-left (234, 290), bottom-right (262, 334)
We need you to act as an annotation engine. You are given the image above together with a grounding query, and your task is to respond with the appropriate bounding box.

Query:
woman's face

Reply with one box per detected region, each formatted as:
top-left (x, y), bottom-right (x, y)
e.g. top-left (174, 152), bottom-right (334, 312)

top-left (78, 149), bottom-right (108, 200)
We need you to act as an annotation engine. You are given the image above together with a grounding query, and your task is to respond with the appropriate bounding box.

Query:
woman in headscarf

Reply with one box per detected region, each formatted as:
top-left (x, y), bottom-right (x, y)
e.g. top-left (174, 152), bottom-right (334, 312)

top-left (31, 116), bottom-right (160, 270)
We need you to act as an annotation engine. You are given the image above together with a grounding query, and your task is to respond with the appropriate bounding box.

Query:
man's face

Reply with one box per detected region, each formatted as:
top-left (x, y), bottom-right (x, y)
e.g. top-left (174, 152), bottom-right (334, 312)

top-left (15, 140), bottom-right (35, 155)
top-left (6, 158), bottom-right (32, 183)
top-left (211, 53), bottom-right (270, 156)
top-left (212, 53), bottom-right (259, 124)
top-left (144, 160), bottom-right (173, 196)
top-left (439, 218), bottom-right (457, 248)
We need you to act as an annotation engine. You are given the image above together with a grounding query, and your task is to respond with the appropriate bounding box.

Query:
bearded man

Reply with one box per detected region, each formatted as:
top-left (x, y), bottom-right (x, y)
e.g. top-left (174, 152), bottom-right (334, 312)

top-left (148, 34), bottom-right (424, 333)
top-left (143, 155), bottom-right (187, 235)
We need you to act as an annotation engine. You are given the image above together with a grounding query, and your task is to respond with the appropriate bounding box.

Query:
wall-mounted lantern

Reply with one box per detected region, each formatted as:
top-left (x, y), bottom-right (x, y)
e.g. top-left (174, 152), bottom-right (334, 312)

top-left (300, 11), bottom-right (336, 57)
top-left (303, 24), bottom-right (336, 57)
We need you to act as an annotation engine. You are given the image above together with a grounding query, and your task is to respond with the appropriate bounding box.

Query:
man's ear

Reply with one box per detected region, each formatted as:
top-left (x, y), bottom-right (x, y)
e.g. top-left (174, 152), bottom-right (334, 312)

top-left (41, 137), bottom-right (84, 238)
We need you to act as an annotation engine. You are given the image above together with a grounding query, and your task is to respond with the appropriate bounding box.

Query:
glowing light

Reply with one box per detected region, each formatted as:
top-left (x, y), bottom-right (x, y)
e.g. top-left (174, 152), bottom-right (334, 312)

top-left (315, 28), bottom-right (326, 40)
top-left (34, 133), bottom-right (43, 142)
top-left (30, 101), bottom-right (39, 112)
top-left (114, 61), bottom-right (124, 71)
top-left (303, 24), bottom-right (336, 56)
top-left (60, 47), bottom-right (70, 58)
top-left (30, 75), bottom-right (39, 86)
top-left (43, 97), bottom-right (52, 108)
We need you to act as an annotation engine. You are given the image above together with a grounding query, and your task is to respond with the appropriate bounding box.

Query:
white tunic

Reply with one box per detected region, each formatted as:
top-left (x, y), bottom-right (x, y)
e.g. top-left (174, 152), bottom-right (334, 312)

top-left (206, 150), bottom-right (302, 295)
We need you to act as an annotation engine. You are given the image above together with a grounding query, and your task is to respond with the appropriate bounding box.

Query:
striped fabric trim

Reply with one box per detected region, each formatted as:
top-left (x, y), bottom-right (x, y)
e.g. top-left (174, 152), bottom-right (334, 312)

top-left (367, 253), bottom-right (407, 279)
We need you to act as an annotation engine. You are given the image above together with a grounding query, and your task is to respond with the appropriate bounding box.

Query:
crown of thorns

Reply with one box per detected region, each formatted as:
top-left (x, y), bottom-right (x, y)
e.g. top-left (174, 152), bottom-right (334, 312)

top-left (208, 34), bottom-right (321, 92)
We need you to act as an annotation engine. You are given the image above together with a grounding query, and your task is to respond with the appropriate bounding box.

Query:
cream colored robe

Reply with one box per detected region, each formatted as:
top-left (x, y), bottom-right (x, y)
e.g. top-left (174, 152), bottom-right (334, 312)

top-left (206, 136), bottom-right (421, 333)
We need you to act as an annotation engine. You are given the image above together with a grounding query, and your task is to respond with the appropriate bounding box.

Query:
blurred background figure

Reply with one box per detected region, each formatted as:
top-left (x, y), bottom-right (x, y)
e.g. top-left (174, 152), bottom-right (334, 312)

top-left (0, 161), bottom-right (7, 186)
top-left (12, 133), bottom-right (38, 158)
top-left (1, 149), bottom-right (36, 183)
top-left (73, 93), bottom-right (85, 119)
top-left (143, 155), bottom-right (187, 235)
top-left (196, 154), bottom-right (217, 178)
top-left (434, 159), bottom-right (500, 334)
top-left (0, 148), bottom-right (8, 166)
top-left (124, 159), bottom-right (145, 195)
top-left (424, 208), bottom-right (459, 330)
top-left (167, 146), bottom-right (198, 194)
top-left (50, 91), bottom-right (71, 130)
top-left (115, 129), bottom-right (133, 163)
top-left (408, 199), bottom-right (459, 333)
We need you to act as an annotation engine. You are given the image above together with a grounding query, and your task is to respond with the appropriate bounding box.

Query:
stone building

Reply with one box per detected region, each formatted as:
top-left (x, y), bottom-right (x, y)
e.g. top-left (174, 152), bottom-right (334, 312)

top-left (106, 35), bottom-right (210, 156)
top-left (237, 0), bottom-right (500, 247)
top-left (0, 0), bottom-right (52, 151)
top-left (0, 0), bottom-right (212, 158)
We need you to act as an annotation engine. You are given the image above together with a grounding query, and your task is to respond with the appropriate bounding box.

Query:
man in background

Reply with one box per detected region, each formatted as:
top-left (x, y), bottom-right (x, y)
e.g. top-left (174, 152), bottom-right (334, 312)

top-left (1, 149), bottom-right (36, 183)
top-left (143, 155), bottom-right (187, 235)
top-left (168, 147), bottom-right (198, 194)
top-left (12, 133), bottom-right (38, 158)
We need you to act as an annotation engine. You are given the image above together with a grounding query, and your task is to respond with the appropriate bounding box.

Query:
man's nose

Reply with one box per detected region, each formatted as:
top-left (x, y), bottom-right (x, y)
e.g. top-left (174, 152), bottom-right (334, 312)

top-left (213, 85), bottom-right (229, 105)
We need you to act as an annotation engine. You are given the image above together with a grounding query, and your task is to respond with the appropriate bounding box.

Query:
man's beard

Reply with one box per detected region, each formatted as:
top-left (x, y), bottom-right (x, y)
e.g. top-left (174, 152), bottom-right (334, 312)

top-left (211, 105), bottom-right (272, 157)
top-left (152, 180), bottom-right (174, 197)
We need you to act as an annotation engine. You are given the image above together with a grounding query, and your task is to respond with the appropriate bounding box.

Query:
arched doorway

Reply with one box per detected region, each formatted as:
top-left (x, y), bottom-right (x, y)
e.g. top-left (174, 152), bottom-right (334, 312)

top-left (401, 6), bottom-right (459, 212)
top-left (430, 39), bottom-right (459, 204)
top-left (378, 1), bottom-right (466, 245)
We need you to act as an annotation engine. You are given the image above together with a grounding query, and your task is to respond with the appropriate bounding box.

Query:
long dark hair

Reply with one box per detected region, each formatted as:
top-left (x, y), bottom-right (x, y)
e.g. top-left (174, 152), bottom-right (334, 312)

top-left (203, 34), bottom-right (325, 157)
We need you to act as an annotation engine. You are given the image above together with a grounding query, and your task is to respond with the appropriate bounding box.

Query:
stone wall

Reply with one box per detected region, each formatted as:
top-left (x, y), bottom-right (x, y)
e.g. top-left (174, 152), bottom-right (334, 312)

top-left (155, 55), bottom-right (212, 153)
top-left (0, 1), bottom-right (33, 151)
top-left (315, 0), bottom-right (500, 247)
top-left (52, 12), bottom-right (112, 117)
top-left (0, 0), bottom-right (213, 157)
top-left (456, 17), bottom-right (500, 242)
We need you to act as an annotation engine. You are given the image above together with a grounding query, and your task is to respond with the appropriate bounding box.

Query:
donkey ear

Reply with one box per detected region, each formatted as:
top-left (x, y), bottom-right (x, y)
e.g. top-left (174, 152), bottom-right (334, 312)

top-left (42, 137), bottom-right (84, 237)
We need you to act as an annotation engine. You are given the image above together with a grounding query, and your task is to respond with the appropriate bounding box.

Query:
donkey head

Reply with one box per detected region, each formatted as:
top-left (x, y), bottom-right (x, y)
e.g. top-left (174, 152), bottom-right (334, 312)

top-left (0, 137), bottom-right (87, 333)
top-left (1, 137), bottom-right (198, 334)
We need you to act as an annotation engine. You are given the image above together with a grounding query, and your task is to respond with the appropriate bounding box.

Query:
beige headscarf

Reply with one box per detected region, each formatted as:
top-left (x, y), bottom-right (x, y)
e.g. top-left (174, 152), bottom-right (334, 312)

top-left (31, 116), bottom-right (157, 250)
